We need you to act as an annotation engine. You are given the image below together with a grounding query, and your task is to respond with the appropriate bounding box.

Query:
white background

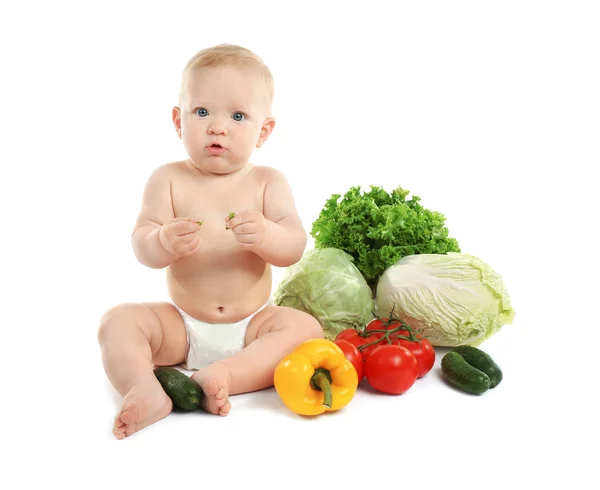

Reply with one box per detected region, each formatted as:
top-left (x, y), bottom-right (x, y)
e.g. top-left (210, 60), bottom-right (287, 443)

top-left (1, 1), bottom-right (598, 488)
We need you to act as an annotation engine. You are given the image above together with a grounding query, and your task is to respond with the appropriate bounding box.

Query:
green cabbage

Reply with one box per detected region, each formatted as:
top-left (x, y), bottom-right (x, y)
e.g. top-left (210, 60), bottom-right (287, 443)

top-left (376, 252), bottom-right (515, 347)
top-left (274, 248), bottom-right (375, 340)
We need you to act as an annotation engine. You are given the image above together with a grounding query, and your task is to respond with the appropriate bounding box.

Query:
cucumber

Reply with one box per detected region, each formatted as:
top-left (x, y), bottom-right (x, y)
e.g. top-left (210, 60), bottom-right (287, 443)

top-left (154, 366), bottom-right (205, 411)
top-left (452, 345), bottom-right (503, 388)
top-left (441, 351), bottom-right (491, 395)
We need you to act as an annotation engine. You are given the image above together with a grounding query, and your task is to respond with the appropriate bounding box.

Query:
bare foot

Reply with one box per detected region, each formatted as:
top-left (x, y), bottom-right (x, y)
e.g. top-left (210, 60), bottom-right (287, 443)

top-left (191, 361), bottom-right (232, 416)
top-left (113, 378), bottom-right (173, 439)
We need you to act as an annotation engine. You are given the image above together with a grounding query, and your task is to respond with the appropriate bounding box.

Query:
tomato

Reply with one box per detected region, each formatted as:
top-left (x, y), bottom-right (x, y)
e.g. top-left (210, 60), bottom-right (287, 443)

top-left (362, 319), bottom-right (405, 357)
top-left (364, 344), bottom-right (418, 394)
top-left (358, 334), bottom-right (384, 359)
top-left (334, 339), bottom-right (364, 382)
top-left (336, 329), bottom-right (375, 353)
top-left (342, 320), bottom-right (433, 379)
top-left (365, 318), bottom-right (401, 333)
top-left (336, 329), bottom-right (361, 342)
top-left (391, 336), bottom-right (435, 378)
top-left (335, 328), bottom-right (386, 375)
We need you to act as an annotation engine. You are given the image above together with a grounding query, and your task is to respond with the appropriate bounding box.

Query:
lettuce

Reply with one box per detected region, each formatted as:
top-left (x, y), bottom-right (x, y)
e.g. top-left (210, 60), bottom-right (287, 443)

top-left (310, 185), bottom-right (460, 289)
top-left (376, 253), bottom-right (516, 346)
top-left (273, 248), bottom-right (375, 340)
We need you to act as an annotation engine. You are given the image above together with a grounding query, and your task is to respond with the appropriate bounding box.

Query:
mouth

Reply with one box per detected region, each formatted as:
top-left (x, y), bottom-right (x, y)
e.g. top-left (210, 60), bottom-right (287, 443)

top-left (206, 143), bottom-right (226, 155)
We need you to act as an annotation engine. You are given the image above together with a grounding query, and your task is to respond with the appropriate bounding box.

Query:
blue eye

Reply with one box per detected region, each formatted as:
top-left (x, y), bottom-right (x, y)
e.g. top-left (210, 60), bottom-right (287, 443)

top-left (232, 112), bottom-right (245, 121)
top-left (195, 108), bottom-right (208, 117)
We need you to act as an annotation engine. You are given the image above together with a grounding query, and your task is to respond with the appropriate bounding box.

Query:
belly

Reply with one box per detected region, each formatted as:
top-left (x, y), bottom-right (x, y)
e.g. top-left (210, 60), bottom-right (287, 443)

top-left (167, 248), bottom-right (272, 323)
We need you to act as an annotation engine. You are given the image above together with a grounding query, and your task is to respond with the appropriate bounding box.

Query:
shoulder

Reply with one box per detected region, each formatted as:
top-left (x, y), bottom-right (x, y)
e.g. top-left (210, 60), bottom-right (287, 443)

top-left (250, 165), bottom-right (289, 185)
top-left (145, 160), bottom-right (189, 182)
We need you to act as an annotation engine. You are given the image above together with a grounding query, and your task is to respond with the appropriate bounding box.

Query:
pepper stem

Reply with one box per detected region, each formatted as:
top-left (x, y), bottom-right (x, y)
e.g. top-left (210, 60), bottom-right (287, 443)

top-left (310, 368), bottom-right (333, 409)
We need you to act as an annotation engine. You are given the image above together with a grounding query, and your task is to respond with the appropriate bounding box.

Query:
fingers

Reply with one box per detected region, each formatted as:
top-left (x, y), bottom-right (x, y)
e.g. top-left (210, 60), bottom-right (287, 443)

top-left (228, 222), bottom-right (256, 235)
top-left (232, 233), bottom-right (255, 244)
top-left (160, 218), bottom-right (202, 257)
top-left (225, 210), bottom-right (248, 229)
top-left (226, 210), bottom-right (261, 231)
top-left (172, 235), bottom-right (201, 256)
top-left (162, 213), bottom-right (265, 256)
top-left (172, 217), bottom-right (201, 223)
top-left (171, 220), bottom-right (202, 236)
top-left (180, 232), bottom-right (199, 245)
top-left (180, 237), bottom-right (202, 256)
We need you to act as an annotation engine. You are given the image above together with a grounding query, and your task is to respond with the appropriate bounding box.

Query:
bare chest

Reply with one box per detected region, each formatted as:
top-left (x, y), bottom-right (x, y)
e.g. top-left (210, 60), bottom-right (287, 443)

top-left (171, 176), bottom-right (264, 251)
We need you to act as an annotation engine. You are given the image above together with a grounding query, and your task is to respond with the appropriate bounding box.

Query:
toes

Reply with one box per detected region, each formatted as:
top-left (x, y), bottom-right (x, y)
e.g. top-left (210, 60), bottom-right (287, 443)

top-left (113, 402), bottom-right (140, 439)
top-left (215, 387), bottom-right (227, 401)
top-left (124, 421), bottom-right (138, 437)
top-left (202, 379), bottom-right (220, 397)
top-left (113, 413), bottom-right (133, 439)
top-left (219, 401), bottom-right (231, 416)
top-left (114, 411), bottom-right (125, 428)
top-left (120, 404), bottom-right (139, 425)
top-left (113, 422), bottom-right (126, 439)
top-left (113, 411), bottom-right (126, 437)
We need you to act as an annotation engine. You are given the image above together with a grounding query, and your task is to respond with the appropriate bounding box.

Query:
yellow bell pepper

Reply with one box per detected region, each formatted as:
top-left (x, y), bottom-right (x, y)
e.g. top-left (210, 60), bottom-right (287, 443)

top-left (274, 338), bottom-right (358, 416)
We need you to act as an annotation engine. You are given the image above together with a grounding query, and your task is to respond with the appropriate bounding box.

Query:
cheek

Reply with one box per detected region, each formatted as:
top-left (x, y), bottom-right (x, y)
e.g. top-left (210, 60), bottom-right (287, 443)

top-left (181, 121), bottom-right (205, 141)
top-left (249, 125), bottom-right (263, 143)
top-left (235, 127), bottom-right (259, 147)
top-left (181, 130), bottom-right (198, 147)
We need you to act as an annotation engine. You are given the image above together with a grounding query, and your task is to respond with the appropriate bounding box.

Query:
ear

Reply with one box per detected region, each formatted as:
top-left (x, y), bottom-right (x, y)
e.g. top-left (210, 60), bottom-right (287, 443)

top-left (256, 118), bottom-right (276, 148)
top-left (172, 106), bottom-right (182, 139)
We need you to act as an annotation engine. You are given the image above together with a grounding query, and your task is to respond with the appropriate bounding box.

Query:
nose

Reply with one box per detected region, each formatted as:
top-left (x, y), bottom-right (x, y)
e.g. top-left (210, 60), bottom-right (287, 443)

top-left (208, 118), bottom-right (227, 136)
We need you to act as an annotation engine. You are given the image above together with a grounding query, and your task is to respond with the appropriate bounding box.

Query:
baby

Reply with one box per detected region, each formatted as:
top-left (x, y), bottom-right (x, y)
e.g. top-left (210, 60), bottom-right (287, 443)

top-left (98, 44), bottom-right (323, 439)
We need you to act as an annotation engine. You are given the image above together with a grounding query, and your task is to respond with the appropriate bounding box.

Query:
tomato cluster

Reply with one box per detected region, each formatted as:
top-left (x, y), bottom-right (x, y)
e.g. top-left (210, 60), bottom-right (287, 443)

top-left (334, 317), bottom-right (435, 395)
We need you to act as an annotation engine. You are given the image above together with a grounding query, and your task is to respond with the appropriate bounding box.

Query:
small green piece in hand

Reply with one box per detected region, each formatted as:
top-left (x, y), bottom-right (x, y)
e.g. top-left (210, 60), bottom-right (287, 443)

top-left (226, 211), bottom-right (236, 230)
top-left (196, 220), bottom-right (203, 226)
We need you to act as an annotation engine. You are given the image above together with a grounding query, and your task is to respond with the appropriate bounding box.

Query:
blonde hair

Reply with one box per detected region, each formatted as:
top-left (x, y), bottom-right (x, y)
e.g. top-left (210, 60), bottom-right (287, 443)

top-left (178, 44), bottom-right (274, 109)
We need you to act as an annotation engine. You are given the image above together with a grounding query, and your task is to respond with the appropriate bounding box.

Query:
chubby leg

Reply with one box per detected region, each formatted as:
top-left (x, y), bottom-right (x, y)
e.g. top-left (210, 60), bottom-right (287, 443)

top-left (98, 302), bottom-right (188, 439)
top-left (191, 306), bottom-right (323, 413)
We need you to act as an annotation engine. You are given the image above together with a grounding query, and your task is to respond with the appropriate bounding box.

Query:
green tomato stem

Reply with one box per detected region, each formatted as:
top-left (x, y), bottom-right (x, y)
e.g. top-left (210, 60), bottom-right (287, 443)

top-left (359, 324), bottom-right (420, 348)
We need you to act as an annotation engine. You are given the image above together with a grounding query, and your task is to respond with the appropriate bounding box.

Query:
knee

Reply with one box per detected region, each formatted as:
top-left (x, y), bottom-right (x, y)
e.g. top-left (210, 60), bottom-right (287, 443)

top-left (298, 313), bottom-right (324, 341)
top-left (97, 303), bottom-right (139, 345)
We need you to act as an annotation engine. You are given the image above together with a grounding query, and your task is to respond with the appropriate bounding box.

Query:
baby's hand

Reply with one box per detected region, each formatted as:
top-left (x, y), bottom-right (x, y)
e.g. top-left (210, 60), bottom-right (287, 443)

top-left (159, 217), bottom-right (203, 258)
top-left (226, 209), bottom-right (267, 250)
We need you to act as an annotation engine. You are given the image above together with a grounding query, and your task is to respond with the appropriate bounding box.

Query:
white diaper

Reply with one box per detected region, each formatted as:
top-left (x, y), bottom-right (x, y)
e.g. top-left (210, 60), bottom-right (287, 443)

top-left (175, 298), bottom-right (273, 371)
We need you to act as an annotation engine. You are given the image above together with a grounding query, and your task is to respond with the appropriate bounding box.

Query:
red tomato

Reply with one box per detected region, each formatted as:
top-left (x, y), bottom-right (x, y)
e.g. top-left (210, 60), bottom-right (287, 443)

top-left (358, 334), bottom-right (384, 359)
top-left (365, 318), bottom-right (400, 332)
top-left (391, 336), bottom-right (435, 378)
top-left (364, 344), bottom-right (418, 394)
top-left (362, 319), bottom-right (405, 355)
top-left (336, 329), bottom-right (361, 342)
top-left (336, 328), bottom-right (376, 353)
top-left (334, 339), bottom-right (364, 382)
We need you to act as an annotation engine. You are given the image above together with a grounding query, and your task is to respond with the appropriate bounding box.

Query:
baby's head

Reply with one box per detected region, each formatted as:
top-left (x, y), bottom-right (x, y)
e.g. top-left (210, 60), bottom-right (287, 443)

top-left (173, 44), bottom-right (276, 175)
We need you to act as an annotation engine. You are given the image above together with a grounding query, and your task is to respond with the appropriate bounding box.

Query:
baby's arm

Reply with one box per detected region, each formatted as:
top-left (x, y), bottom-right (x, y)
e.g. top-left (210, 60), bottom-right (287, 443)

top-left (253, 169), bottom-right (307, 266)
top-left (131, 165), bottom-right (200, 269)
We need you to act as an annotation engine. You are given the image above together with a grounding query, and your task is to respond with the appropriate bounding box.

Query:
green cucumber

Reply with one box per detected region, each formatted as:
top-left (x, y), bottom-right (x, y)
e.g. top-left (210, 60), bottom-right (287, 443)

top-left (452, 345), bottom-right (503, 388)
top-left (441, 351), bottom-right (491, 395)
top-left (154, 366), bottom-right (205, 411)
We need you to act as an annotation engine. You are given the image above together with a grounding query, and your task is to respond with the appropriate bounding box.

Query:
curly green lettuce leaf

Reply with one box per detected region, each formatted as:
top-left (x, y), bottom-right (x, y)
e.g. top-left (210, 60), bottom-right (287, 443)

top-left (310, 185), bottom-right (460, 287)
